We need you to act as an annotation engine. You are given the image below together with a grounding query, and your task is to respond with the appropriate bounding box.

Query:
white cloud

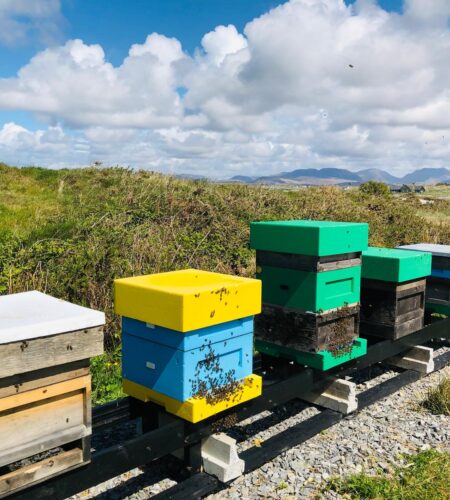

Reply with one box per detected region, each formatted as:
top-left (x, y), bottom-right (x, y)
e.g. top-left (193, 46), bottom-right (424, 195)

top-left (0, 0), bottom-right (62, 46)
top-left (1, 0), bottom-right (450, 177)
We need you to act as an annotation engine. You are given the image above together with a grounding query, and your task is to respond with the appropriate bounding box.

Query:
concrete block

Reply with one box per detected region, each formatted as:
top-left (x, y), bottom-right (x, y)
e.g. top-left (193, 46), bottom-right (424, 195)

top-left (202, 433), bottom-right (244, 483)
top-left (387, 346), bottom-right (434, 374)
top-left (302, 378), bottom-right (358, 414)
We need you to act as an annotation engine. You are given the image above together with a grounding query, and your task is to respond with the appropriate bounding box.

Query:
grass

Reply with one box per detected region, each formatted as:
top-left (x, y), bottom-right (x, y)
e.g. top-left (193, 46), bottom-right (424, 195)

top-left (420, 377), bottom-right (450, 417)
top-left (324, 450), bottom-right (450, 499)
top-left (0, 163), bottom-right (449, 403)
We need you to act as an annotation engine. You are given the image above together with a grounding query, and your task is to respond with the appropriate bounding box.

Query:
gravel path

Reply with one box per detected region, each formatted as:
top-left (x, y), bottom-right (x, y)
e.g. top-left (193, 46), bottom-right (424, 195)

top-left (73, 347), bottom-right (449, 499)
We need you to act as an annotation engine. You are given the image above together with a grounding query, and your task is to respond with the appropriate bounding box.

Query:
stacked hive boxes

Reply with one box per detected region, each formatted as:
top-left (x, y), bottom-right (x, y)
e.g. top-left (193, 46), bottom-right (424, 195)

top-left (360, 248), bottom-right (432, 338)
top-left (398, 244), bottom-right (450, 316)
top-left (250, 220), bottom-right (368, 370)
top-left (0, 291), bottom-right (104, 497)
top-left (114, 269), bottom-right (262, 423)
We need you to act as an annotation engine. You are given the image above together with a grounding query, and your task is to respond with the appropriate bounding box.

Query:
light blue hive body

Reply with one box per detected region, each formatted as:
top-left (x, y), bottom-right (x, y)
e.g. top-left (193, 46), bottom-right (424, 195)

top-left (122, 316), bottom-right (254, 401)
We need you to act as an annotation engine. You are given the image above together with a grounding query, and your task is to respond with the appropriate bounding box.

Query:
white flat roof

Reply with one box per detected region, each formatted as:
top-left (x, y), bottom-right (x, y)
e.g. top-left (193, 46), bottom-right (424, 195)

top-left (397, 244), bottom-right (450, 258)
top-left (0, 291), bottom-right (105, 344)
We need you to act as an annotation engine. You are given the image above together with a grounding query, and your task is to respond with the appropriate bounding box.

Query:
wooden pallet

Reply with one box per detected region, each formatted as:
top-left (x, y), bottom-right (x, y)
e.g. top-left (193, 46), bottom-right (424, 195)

top-left (0, 369), bottom-right (92, 498)
top-left (360, 278), bottom-right (425, 339)
top-left (254, 303), bottom-right (360, 353)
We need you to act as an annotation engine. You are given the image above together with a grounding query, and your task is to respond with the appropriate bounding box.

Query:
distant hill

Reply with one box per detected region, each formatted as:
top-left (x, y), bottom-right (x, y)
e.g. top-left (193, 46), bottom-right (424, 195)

top-left (229, 167), bottom-right (450, 186)
top-left (356, 168), bottom-right (401, 184)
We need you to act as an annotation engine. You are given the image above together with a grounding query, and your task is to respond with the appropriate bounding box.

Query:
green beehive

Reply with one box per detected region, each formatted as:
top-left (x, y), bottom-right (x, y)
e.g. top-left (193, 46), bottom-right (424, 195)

top-left (256, 265), bottom-right (361, 313)
top-left (250, 220), bottom-right (369, 256)
top-left (362, 247), bottom-right (431, 283)
top-left (360, 248), bottom-right (431, 339)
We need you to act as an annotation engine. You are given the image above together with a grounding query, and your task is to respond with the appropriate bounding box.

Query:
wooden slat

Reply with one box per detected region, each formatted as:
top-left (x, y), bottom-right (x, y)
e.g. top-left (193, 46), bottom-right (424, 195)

top-left (0, 361), bottom-right (89, 399)
top-left (0, 327), bottom-right (103, 379)
top-left (0, 376), bottom-right (91, 468)
top-left (0, 375), bottom-right (90, 412)
top-left (0, 447), bottom-right (86, 498)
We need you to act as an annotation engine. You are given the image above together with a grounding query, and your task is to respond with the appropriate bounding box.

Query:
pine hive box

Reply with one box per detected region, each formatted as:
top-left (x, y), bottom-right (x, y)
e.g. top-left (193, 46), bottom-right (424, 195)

top-left (361, 248), bottom-right (431, 339)
top-left (116, 269), bottom-right (262, 423)
top-left (0, 291), bottom-right (104, 497)
top-left (398, 243), bottom-right (450, 315)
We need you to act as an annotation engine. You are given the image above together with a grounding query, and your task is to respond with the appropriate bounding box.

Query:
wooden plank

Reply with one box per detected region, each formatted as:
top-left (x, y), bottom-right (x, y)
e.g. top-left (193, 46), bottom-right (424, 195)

top-left (0, 375), bottom-right (91, 412)
top-left (0, 448), bottom-right (84, 498)
top-left (0, 361), bottom-right (89, 399)
top-left (0, 376), bottom-right (91, 467)
top-left (0, 327), bottom-right (103, 379)
top-left (256, 250), bottom-right (361, 272)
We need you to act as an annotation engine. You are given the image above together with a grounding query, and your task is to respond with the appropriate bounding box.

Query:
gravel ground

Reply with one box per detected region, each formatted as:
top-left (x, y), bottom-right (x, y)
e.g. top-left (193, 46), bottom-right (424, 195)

top-left (73, 347), bottom-right (450, 499)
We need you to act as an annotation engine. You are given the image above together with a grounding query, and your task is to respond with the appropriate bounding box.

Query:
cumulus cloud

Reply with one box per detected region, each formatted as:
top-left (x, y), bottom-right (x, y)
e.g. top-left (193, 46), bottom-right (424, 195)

top-left (1, 0), bottom-right (450, 176)
top-left (0, 0), bottom-right (63, 46)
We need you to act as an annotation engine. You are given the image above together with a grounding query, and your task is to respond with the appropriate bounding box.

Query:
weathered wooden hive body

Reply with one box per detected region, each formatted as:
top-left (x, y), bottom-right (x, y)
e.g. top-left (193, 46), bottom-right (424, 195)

top-left (115, 269), bottom-right (263, 423)
top-left (0, 291), bottom-right (104, 498)
top-left (361, 247), bottom-right (432, 339)
top-left (250, 220), bottom-right (369, 369)
top-left (398, 243), bottom-right (450, 316)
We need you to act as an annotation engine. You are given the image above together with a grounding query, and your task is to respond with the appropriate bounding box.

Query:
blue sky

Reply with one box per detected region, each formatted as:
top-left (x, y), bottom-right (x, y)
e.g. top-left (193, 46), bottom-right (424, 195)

top-left (0, 1), bottom-right (403, 76)
top-left (0, 0), bottom-right (448, 176)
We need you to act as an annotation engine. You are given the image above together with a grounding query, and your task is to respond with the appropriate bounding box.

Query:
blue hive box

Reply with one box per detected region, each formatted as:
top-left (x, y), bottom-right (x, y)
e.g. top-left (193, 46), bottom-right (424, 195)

top-left (398, 244), bottom-right (450, 279)
top-left (122, 316), bottom-right (254, 402)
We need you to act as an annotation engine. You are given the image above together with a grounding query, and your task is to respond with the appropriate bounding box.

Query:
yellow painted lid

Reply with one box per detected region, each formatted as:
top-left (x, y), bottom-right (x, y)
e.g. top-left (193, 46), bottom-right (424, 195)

top-left (114, 269), bottom-right (261, 332)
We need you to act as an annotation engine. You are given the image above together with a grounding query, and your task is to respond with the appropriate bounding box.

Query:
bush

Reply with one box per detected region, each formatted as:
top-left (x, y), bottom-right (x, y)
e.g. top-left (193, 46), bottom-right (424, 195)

top-left (421, 377), bottom-right (450, 416)
top-left (359, 180), bottom-right (391, 196)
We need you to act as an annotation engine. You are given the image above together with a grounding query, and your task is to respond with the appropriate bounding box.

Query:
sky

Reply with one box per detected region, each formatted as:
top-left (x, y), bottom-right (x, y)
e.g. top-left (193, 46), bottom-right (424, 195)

top-left (0, 0), bottom-right (449, 178)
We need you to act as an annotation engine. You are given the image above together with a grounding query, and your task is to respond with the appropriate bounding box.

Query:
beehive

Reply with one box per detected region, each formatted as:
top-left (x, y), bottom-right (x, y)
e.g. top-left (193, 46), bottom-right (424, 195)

top-left (398, 244), bottom-right (450, 315)
top-left (0, 291), bottom-right (104, 497)
top-left (122, 317), bottom-right (254, 401)
top-left (361, 248), bottom-right (431, 338)
top-left (251, 220), bottom-right (368, 368)
top-left (116, 269), bottom-right (262, 422)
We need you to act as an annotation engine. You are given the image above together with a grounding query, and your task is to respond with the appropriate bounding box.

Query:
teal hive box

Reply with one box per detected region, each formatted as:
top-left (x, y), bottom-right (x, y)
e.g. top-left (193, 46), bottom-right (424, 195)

top-left (362, 247), bottom-right (431, 283)
top-left (250, 220), bottom-right (368, 256)
top-left (255, 338), bottom-right (367, 371)
top-left (122, 317), bottom-right (254, 402)
top-left (256, 265), bottom-right (361, 313)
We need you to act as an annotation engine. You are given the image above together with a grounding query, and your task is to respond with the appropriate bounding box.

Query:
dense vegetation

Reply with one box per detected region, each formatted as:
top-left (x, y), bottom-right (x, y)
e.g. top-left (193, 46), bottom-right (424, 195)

top-left (1, 163), bottom-right (449, 402)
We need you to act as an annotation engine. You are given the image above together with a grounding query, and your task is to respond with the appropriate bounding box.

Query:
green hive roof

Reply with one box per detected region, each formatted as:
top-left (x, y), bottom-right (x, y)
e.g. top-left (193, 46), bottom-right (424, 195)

top-left (250, 220), bottom-right (368, 257)
top-left (362, 247), bottom-right (432, 282)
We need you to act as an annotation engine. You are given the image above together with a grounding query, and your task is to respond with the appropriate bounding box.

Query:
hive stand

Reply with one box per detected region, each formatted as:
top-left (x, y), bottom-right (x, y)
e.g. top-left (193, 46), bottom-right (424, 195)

top-left (302, 378), bottom-right (358, 414)
top-left (0, 291), bottom-right (104, 497)
top-left (201, 433), bottom-right (244, 483)
top-left (386, 346), bottom-right (434, 374)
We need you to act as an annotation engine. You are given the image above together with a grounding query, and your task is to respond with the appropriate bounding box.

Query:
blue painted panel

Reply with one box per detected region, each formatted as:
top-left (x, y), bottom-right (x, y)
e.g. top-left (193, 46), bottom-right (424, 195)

top-left (122, 330), bottom-right (253, 401)
top-left (122, 316), bottom-right (253, 351)
top-left (431, 268), bottom-right (450, 280)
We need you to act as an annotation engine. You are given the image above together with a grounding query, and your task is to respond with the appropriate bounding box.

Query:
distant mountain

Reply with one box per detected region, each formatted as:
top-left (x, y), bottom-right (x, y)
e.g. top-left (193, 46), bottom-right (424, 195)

top-left (356, 168), bottom-right (401, 184)
top-left (401, 168), bottom-right (450, 184)
top-left (228, 167), bottom-right (450, 186)
top-left (230, 175), bottom-right (256, 183)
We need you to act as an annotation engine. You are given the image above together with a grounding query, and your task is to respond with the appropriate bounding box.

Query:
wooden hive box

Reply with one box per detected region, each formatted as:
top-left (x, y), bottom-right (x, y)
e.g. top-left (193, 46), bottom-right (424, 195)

top-left (254, 302), bottom-right (360, 353)
top-left (397, 244), bottom-right (450, 315)
top-left (0, 291), bottom-right (104, 498)
top-left (360, 248), bottom-right (431, 339)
